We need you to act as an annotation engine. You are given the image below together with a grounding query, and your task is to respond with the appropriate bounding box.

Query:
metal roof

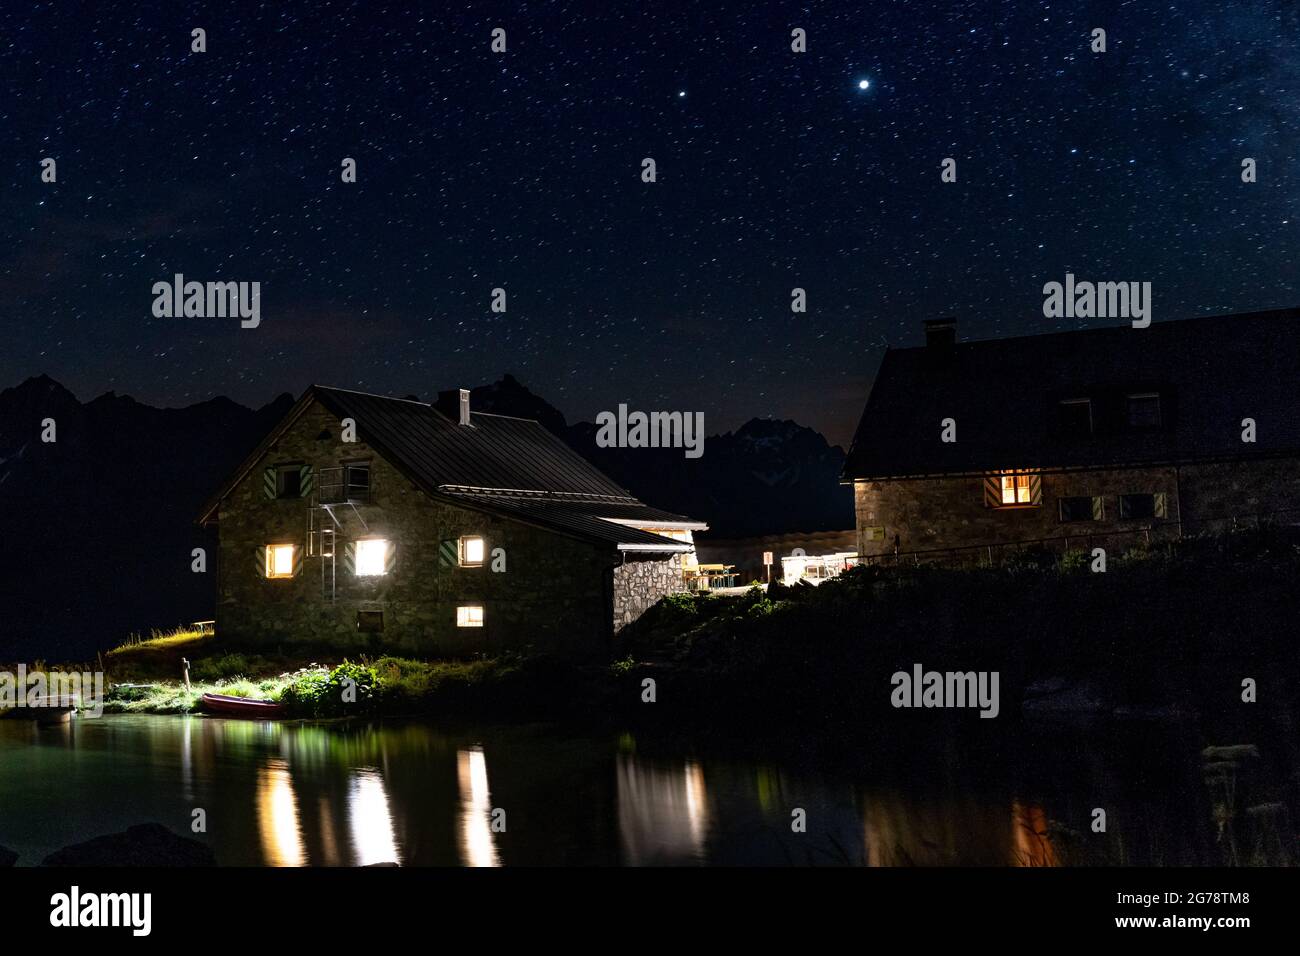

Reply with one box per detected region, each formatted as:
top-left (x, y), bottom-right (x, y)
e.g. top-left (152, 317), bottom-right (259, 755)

top-left (200, 385), bottom-right (705, 550)
top-left (313, 387), bottom-right (633, 497)
top-left (843, 307), bottom-right (1300, 481)
top-left (441, 492), bottom-right (695, 552)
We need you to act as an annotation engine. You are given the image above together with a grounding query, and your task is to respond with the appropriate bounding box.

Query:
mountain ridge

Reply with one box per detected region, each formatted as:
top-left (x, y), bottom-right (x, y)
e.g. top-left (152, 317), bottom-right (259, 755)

top-left (0, 374), bottom-right (853, 658)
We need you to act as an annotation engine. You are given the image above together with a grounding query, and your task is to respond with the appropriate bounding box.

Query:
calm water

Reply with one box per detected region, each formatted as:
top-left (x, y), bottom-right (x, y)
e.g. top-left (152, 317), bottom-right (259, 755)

top-left (0, 714), bottom-right (1292, 866)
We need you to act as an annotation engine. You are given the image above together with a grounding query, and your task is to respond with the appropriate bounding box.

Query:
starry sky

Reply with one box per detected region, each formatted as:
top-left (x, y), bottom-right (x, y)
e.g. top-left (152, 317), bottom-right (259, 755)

top-left (1, 0), bottom-right (1296, 447)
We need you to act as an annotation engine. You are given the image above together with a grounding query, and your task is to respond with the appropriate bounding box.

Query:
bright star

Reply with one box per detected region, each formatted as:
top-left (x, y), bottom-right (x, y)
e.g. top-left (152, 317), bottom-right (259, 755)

top-left (678, 90), bottom-right (686, 98)
top-left (858, 79), bottom-right (870, 90)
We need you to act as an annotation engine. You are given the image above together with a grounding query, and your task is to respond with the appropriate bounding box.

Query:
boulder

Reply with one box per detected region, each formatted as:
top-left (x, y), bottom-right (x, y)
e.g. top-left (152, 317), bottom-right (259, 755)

top-left (41, 823), bottom-right (215, 867)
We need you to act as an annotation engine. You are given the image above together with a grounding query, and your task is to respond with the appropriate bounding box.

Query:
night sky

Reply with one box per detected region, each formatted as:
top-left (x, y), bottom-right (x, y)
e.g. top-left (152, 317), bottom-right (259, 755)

top-left (1, 1), bottom-right (1296, 447)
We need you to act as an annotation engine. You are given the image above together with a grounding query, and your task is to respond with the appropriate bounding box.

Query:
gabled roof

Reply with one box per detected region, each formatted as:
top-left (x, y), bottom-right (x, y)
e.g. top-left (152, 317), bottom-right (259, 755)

top-left (843, 308), bottom-right (1300, 481)
top-left (198, 385), bottom-right (703, 551)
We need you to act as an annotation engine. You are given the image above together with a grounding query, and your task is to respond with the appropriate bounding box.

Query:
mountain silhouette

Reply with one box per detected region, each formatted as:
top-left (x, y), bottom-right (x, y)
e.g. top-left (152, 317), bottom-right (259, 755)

top-left (1, 374), bottom-right (851, 659)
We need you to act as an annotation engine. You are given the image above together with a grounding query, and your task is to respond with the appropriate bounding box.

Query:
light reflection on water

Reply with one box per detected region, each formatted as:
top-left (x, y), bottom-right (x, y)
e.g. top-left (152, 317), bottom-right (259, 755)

top-left (256, 760), bottom-right (304, 867)
top-left (0, 714), bottom-right (1291, 866)
top-left (457, 747), bottom-right (500, 867)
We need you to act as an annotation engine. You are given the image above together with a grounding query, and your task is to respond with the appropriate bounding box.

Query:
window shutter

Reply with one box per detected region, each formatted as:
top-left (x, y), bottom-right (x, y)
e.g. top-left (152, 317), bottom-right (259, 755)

top-left (1090, 496), bottom-right (1104, 521)
top-left (257, 545), bottom-right (269, 576)
top-left (299, 464), bottom-right (313, 498)
top-left (293, 546), bottom-right (304, 576)
top-left (439, 539), bottom-right (457, 567)
top-left (384, 541), bottom-right (398, 574)
top-left (982, 476), bottom-right (1001, 508)
top-left (263, 467), bottom-right (277, 499)
top-left (342, 541), bottom-right (356, 575)
top-left (1154, 492), bottom-right (1167, 519)
top-left (1029, 475), bottom-right (1042, 505)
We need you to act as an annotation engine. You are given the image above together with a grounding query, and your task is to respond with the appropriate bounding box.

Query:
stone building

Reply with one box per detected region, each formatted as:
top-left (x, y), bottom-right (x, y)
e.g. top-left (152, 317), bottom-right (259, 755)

top-left (198, 386), bottom-right (706, 657)
top-left (843, 308), bottom-right (1300, 560)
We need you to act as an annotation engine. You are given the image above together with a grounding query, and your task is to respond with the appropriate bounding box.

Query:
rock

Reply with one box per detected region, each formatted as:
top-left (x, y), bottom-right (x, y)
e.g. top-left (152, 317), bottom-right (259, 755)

top-left (0, 845), bottom-right (16, 867)
top-left (41, 823), bottom-right (216, 867)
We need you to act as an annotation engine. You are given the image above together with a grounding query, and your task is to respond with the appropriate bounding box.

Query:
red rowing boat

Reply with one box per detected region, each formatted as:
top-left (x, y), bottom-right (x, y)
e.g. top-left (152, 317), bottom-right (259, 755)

top-left (200, 693), bottom-right (285, 718)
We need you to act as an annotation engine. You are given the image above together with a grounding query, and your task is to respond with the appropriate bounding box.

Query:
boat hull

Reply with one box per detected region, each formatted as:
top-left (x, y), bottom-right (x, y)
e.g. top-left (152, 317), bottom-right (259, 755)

top-left (200, 693), bottom-right (284, 718)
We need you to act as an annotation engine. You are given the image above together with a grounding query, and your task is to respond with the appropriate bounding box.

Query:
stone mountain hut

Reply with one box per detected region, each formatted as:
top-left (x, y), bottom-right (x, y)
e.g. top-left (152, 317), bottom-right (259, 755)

top-left (197, 386), bottom-right (707, 657)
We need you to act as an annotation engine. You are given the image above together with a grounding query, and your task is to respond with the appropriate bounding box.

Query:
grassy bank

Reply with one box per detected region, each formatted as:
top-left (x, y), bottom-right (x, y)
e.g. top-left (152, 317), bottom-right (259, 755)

top-left (45, 526), bottom-right (1300, 727)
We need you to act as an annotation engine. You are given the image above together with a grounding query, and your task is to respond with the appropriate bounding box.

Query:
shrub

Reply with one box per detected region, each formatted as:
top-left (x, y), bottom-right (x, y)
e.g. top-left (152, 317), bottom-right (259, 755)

top-left (279, 661), bottom-right (381, 717)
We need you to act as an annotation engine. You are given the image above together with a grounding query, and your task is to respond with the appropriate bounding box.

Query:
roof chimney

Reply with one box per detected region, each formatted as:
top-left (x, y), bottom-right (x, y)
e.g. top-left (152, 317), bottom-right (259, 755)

top-left (457, 388), bottom-right (471, 426)
top-left (924, 317), bottom-right (956, 350)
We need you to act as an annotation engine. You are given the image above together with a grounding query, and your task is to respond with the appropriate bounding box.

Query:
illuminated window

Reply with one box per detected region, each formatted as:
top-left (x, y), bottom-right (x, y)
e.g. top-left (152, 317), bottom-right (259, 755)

top-left (355, 538), bottom-right (388, 577)
top-left (265, 544), bottom-right (295, 579)
top-left (457, 605), bottom-right (484, 628)
top-left (459, 535), bottom-right (485, 567)
top-left (1000, 473), bottom-right (1032, 505)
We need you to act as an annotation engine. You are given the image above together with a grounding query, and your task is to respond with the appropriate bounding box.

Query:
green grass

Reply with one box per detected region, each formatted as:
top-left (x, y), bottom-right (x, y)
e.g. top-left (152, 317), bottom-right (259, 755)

top-left (108, 625), bottom-right (213, 656)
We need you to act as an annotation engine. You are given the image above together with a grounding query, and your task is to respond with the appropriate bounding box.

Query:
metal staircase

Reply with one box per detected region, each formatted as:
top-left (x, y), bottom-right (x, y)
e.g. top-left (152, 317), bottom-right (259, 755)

top-left (307, 466), bottom-right (369, 603)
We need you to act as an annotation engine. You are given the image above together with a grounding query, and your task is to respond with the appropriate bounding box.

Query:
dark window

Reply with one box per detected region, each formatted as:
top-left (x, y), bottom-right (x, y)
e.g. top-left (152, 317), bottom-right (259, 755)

top-left (1058, 399), bottom-right (1092, 436)
top-left (357, 610), bottom-right (384, 633)
top-left (1126, 393), bottom-right (1162, 429)
top-left (1119, 493), bottom-right (1156, 520)
top-left (1059, 496), bottom-right (1100, 522)
top-left (276, 465), bottom-right (301, 498)
top-left (345, 463), bottom-right (371, 499)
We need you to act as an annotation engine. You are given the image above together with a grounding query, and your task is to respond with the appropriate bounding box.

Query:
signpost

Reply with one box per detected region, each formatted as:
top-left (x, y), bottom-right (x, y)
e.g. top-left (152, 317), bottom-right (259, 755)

top-left (763, 551), bottom-right (773, 583)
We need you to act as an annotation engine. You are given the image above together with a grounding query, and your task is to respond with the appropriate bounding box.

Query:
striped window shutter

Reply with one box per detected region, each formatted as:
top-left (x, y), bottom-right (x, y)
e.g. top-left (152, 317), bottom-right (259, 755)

top-left (263, 467), bottom-right (277, 499)
top-left (439, 539), bottom-right (457, 567)
top-left (1091, 496), bottom-right (1104, 521)
top-left (293, 546), bottom-right (304, 577)
top-left (1154, 492), bottom-right (1168, 519)
top-left (342, 541), bottom-right (356, 575)
top-left (299, 464), bottom-right (314, 497)
top-left (257, 545), bottom-right (269, 576)
top-left (982, 476), bottom-right (1001, 508)
top-left (1028, 474), bottom-right (1043, 505)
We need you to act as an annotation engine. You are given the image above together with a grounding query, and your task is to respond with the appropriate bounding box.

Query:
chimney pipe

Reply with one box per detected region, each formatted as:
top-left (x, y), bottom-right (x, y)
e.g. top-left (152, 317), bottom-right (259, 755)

top-left (924, 317), bottom-right (956, 350)
top-left (458, 388), bottom-right (471, 426)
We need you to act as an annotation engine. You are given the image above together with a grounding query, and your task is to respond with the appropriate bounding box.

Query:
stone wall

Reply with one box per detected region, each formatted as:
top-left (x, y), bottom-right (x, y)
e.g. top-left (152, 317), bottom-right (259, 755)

top-left (1178, 457), bottom-right (1300, 532)
top-left (854, 456), bottom-right (1300, 557)
top-left (611, 554), bottom-right (684, 633)
top-left (215, 401), bottom-right (629, 658)
top-left (854, 466), bottom-right (1182, 557)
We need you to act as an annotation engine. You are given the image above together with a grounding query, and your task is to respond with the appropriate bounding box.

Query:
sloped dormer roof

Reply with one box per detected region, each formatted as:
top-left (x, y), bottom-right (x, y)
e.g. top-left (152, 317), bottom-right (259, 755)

top-left (198, 385), bottom-right (705, 551)
top-left (843, 308), bottom-right (1300, 481)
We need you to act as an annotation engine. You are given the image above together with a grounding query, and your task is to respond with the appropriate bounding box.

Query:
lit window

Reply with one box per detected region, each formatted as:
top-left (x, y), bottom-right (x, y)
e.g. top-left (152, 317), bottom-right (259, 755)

top-left (1000, 473), bottom-right (1032, 505)
top-left (457, 605), bottom-right (484, 628)
top-left (355, 538), bottom-right (389, 576)
top-left (265, 544), bottom-right (295, 579)
top-left (459, 535), bottom-right (485, 567)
